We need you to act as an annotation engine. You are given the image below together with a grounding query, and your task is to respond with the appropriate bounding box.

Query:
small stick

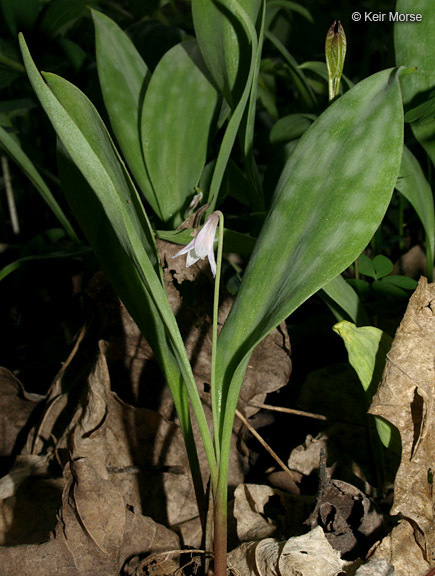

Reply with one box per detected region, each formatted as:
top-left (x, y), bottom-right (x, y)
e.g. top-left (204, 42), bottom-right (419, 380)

top-left (249, 402), bottom-right (328, 421)
top-left (235, 408), bottom-right (295, 481)
top-left (1, 154), bottom-right (20, 235)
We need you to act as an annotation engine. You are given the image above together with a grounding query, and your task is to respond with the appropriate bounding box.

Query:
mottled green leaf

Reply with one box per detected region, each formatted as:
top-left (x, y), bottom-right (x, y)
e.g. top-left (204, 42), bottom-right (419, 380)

top-left (192, 0), bottom-right (262, 107)
top-left (92, 10), bottom-right (155, 214)
top-left (141, 40), bottom-right (219, 227)
top-left (19, 35), bottom-right (217, 498)
top-left (216, 68), bottom-right (404, 458)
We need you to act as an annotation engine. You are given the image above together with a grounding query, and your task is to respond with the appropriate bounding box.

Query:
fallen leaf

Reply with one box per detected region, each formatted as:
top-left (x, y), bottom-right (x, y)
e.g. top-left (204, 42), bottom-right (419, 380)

top-left (371, 519), bottom-right (431, 576)
top-left (0, 368), bottom-right (42, 460)
top-left (369, 277), bottom-right (435, 565)
top-left (0, 457), bottom-right (179, 576)
top-left (228, 527), bottom-right (345, 576)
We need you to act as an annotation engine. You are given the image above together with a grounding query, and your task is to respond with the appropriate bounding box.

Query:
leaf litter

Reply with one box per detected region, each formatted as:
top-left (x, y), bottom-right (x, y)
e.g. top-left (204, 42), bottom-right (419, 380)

top-left (0, 259), bottom-right (433, 575)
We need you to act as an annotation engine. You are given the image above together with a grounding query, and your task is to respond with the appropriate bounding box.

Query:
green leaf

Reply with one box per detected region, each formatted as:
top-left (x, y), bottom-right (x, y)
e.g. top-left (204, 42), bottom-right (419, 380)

top-left (320, 274), bottom-right (369, 325)
top-left (0, 0), bottom-right (39, 36)
top-left (0, 125), bottom-right (79, 243)
top-left (39, 0), bottom-right (87, 37)
top-left (192, 0), bottom-right (262, 108)
top-left (193, 0), bottom-right (265, 212)
top-left (395, 145), bottom-right (434, 280)
top-left (372, 254), bottom-right (394, 279)
top-left (358, 253), bottom-right (376, 278)
top-left (395, 0), bottom-right (435, 165)
top-left (270, 113), bottom-right (315, 145)
top-left (332, 321), bottom-right (400, 451)
top-left (265, 0), bottom-right (313, 27)
top-left (19, 34), bottom-right (217, 501)
top-left (381, 275), bottom-right (418, 290)
top-left (141, 40), bottom-right (220, 227)
top-left (404, 94), bottom-right (435, 123)
top-left (92, 10), bottom-right (155, 215)
top-left (0, 246), bottom-right (90, 282)
top-left (216, 68), bottom-right (404, 456)
top-left (265, 30), bottom-right (317, 109)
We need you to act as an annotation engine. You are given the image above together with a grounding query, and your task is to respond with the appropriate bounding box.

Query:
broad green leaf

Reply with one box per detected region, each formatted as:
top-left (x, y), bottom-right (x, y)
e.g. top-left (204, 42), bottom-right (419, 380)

top-left (320, 274), bottom-right (369, 325)
top-left (92, 10), bottom-right (155, 215)
top-left (395, 0), bottom-right (435, 165)
top-left (192, 0), bottom-right (262, 108)
top-left (333, 321), bottom-right (400, 451)
top-left (0, 125), bottom-right (79, 242)
top-left (395, 145), bottom-right (434, 279)
top-left (141, 40), bottom-right (219, 227)
top-left (216, 68), bottom-right (404, 459)
top-left (19, 35), bottom-right (217, 496)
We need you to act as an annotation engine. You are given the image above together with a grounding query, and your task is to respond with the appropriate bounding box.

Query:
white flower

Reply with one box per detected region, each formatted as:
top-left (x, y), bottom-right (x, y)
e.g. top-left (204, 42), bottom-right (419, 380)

top-left (173, 212), bottom-right (220, 277)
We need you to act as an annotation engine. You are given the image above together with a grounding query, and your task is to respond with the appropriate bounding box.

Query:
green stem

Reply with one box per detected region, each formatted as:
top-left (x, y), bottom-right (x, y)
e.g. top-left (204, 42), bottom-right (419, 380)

top-left (211, 211), bottom-right (225, 463)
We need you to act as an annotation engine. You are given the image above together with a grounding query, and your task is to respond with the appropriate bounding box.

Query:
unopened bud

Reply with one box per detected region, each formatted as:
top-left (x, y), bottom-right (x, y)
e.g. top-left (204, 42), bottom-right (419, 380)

top-left (325, 20), bottom-right (347, 101)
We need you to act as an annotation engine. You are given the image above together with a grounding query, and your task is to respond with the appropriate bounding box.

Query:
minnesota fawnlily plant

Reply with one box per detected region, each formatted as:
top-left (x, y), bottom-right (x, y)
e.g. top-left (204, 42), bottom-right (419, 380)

top-left (13, 0), bottom-right (430, 573)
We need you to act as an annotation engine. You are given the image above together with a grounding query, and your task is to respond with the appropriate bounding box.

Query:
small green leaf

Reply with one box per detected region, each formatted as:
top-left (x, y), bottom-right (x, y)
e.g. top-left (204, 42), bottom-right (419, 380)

top-left (321, 274), bottom-right (369, 325)
top-left (358, 253), bottom-right (376, 278)
top-left (332, 321), bottom-right (399, 451)
top-left (381, 275), bottom-right (418, 290)
top-left (373, 254), bottom-right (393, 279)
top-left (270, 114), bottom-right (315, 145)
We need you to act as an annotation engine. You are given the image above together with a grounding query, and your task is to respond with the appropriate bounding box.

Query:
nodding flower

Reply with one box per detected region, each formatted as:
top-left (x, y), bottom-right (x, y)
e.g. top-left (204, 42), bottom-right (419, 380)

top-left (173, 212), bottom-right (220, 277)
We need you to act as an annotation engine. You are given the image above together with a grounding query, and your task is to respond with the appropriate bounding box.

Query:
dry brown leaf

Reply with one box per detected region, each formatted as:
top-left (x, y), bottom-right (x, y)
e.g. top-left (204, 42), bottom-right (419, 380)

top-left (0, 368), bottom-right (42, 459)
top-left (278, 527), bottom-right (345, 575)
top-left (353, 557), bottom-right (394, 575)
top-left (371, 520), bottom-right (431, 576)
top-left (234, 483), bottom-right (279, 541)
top-left (369, 277), bottom-right (435, 566)
top-left (0, 457), bottom-right (179, 576)
top-left (228, 527), bottom-right (345, 576)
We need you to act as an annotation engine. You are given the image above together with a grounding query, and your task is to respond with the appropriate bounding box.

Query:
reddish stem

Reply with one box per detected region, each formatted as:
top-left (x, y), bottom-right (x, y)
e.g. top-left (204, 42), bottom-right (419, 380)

top-left (213, 490), bottom-right (228, 576)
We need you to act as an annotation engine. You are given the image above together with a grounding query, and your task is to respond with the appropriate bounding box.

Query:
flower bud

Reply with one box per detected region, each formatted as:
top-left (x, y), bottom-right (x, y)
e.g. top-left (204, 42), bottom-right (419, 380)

top-left (325, 20), bottom-right (347, 101)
